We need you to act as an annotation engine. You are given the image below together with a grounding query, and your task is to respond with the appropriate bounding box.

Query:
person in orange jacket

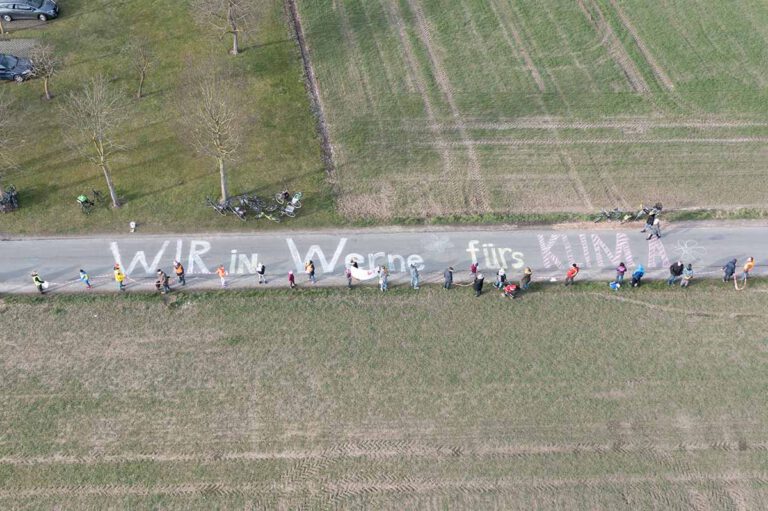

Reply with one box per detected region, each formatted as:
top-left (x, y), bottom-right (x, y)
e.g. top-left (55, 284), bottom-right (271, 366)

top-left (564, 263), bottom-right (579, 286)
top-left (216, 264), bottom-right (227, 288)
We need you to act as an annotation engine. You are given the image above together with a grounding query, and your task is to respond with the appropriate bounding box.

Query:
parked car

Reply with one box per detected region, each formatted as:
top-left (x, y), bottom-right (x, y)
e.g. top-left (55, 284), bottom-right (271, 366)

top-left (0, 53), bottom-right (32, 82)
top-left (0, 0), bottom-right (59, 22)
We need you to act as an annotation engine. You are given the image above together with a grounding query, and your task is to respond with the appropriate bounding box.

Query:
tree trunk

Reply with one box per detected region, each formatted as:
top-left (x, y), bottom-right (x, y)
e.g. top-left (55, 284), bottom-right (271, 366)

top-left (95, 138), bottom-right (121, 208)
top-left (228, 6), bottom-right (239, 55)
top-left (43, 77), bottom-right (51, 100)
top-left (218, 157), bottom-right (228, 203)
top-left (0, 19), bottom-right (4, 35)
top-left (137, 71), bottom-right (145, 99)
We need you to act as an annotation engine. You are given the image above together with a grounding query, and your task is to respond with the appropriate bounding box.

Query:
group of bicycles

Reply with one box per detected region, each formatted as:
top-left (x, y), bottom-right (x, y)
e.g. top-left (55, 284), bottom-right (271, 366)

top-left (0, 184), bottom-right (19, 213)
top-left (206, 190), bottom-right (303, 223)
top-left (593, 202), bottom-right (662, 224)
top-left (76, 189), bottom-right (106, 214)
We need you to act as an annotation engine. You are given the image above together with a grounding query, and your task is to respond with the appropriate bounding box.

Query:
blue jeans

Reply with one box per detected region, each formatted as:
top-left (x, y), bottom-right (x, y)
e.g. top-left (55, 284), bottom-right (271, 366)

top-left (411, 275), bottom-right (419, 288)
top-left (667, 275), bottom-right (679, 285)
top-left (309, 272), bottom-right (316, 284)
top-left (616, 273), bottom-right (624, 283)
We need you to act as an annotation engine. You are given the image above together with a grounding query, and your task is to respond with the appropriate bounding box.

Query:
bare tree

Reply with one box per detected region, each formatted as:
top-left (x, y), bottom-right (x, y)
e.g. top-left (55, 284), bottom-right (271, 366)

top-left (123, 38), bottom-right (154, 99)
top-left (61, 76), bottom-right (128, 208)
top-left (181, 78), bottom-right (243, 202)
top-left (192, 0), bottom-right (253, 56)
top-left (30, 43), bottom-right (59, 100)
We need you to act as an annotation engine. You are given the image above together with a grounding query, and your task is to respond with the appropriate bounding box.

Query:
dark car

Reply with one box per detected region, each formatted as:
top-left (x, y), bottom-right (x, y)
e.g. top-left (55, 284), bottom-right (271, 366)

top-left (0, 0), bottom-right (59, 22)
top-left (0, 53), bottom-right (33, 82)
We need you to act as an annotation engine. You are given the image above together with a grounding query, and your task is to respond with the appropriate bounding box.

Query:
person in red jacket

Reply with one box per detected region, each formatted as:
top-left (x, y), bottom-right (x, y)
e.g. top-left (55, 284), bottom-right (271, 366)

top-left (564, 263), bottom-right (579, 286)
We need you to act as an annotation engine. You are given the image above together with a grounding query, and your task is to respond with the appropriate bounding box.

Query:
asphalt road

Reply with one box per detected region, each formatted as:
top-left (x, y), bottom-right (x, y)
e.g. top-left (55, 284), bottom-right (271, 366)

top-left (0, 222), bottom-right (765, 294)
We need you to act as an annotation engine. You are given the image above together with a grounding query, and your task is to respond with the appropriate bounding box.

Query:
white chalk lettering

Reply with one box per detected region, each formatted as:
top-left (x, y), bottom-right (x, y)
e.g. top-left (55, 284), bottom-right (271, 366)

top-left (466, 240), bottom-right (480, 264)
top-left (123, 240), bottom-right (170, 275)
top-left (286, 238), bottom-right (348, 273)
top-left (237, 253), bottom-right (259, 274)
top-left (188, 240), bottom-right (211, 274)
top-left (406, 254), bottom-right (424, 271)
top-left (368, 251), bottom-right (386, 271)
top-left (345, 253), bottom-right (364, 267)
top-left (387, 254), bottom-right (406, 273)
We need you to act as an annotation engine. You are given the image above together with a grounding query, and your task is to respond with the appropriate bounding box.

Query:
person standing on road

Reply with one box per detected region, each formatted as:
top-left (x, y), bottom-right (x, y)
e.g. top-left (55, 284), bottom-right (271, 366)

top-left (114, 264), bottom-right (126, 291)
top-left (495, 268), bottom-right (506, 289)
top-left (470, 262), bottom-right (478, 280)
top-left (722, 258), bottom-right (737, 282)
top-left (378, 265), bottom-right (389, 292)
top-left (641, 211), bottom-right (655, 233)
top-left (305, 260), bottom-right (316, 285)
top-left (288, 270), bottom-right (296, 289)
top-left (646, 217), bottom-right (661, 240)
top-left (257, 262), bottom-right (267, 284)
top-left (410, 263), bottom-right (420, 290)
top-left (564, 263), bottom-right (579, 286)
top-left (31, 271), bottom-right (46, 294)
top-left (79, 269), bottom-right (92, 289)
top-left (667, 260), bottom-right (684, 286)
top-left (216, 264), bottom-right (227, 288)
top-left (174, 260), bottom-right (186, 286)
top-left (615, 262), bottom-right (627, 284)
top-left (443, 267), bottom-right (454, 289)
top-left (681, 264), bottom-right (694, 288)
top-left (742, 257), bottom-right (755, 281)
top-left (521, 267), bottom-right (533, 290)
top-left (345, 266), bottom-right (353, 289)
top-left (473, 272), bottom-right (484, 297)
top-left (156, 269), bottom-right (171, 294)
top-left (631, 264), bottom-right (645, 287)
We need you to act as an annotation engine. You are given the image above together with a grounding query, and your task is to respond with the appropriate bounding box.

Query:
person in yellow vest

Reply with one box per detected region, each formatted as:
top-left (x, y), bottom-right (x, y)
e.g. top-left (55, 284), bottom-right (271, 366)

top-left (31, 271), bottom-right (46, 294)
top-left (114, 264), bottom-right (126, 291)
top-left (742, 257), bottom-right (755, 281)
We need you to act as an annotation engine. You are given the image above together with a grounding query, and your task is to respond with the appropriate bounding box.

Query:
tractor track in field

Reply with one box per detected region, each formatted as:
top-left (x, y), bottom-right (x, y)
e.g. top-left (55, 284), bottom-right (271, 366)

top-left (6, 472), bottom-right (767, 500)
top-left (334, 0), bottom-right (375, 114)
top-left (607, 0), bottom-right (674, 91)
top-left (422, 118), bottom-right (768, 131)
top-left (487, 0), bottom-right (545, 92)
top-left (429, 137), bottom-right (768, 147)
top-left (383, 0), bottom-right (461, 211)
top-left (2, 439), bottom-right (767, 467)
top-left (405, 0), bottom-right (490, 212)
top-left (577, 0), bottom-right (650, 93)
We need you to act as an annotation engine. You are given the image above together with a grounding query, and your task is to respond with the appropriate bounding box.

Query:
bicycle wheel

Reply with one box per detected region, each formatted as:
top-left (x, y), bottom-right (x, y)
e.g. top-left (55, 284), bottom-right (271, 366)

top-left (291, 200), bottom-right (302, 209)
top-left (283, 209), bottom-right (296, 218)
top-left (274, 193), bottom-right (285, 205)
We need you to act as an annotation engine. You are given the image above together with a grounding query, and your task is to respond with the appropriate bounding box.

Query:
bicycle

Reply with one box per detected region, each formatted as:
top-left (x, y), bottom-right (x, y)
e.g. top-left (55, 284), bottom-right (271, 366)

top-left (77, 194), bottom-right (95, 214)
top-left (226, 202), bottom-right (247, 221)
top-left (92, 189), bottom-right (106, 204)
top-left (275, 191), bottom-right (302, 208)
top-left (257, 210), bottom-right (281, 223)
top-left (280, 204), bottom-right (296, 218)
top-left (205, 196), bottom-right (228, 216)
top-left (0, 184), bottom-right (19, 213)
top-left (634, 202), bottom-right (663, 221)
top-left (594, 208), bottom-right (634, 223)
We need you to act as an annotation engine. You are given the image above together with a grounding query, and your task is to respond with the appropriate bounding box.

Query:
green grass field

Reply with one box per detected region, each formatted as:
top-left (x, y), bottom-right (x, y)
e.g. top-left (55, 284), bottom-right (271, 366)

top-left (298, 0), bottom-right (768, 219)
top-left (0, 0), bottom-right (336, 234)
top-left (2, 281), bottom-right (768, 508)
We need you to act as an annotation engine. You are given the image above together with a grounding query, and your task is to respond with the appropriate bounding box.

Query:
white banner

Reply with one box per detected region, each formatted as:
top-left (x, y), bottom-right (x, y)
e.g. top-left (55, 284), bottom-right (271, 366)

top-left (350, 266), bottom-right (378, 281)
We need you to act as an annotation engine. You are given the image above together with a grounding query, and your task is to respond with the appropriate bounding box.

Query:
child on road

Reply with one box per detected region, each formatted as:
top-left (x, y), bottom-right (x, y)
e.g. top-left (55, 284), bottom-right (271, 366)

top-left (114, 264), bottom-right (126, 291)
top-left (31, 271), bottom-right (46, 294)
top-left (305, 260), bottom-right (316, 284)
top-left (257, 262), bottom-right (267, 284)
top-left (79, 269), bottom-right (92, 289)
top-left (615, 262), bottom-right (627, 284)
top-left (443, 267), bottom-right (454, 289)
top-left (288, 270), bottom-right (296, 289)
top-left (743, 257), bottom-right (755, 281)
top-left (495, 268), bottom-right (506, 289)
top-left (667, 261), bottom-right (684, 286)
top-left (681, 264), bottom-right (694, 288)
top-left (216, 265), bottom-right (227, 288)
top-left (564, 263), bottom-right (579, 286)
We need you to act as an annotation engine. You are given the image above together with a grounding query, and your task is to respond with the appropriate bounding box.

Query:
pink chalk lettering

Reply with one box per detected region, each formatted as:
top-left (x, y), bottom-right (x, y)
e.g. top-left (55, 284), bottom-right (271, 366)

top-left (647, 237), bottom-right (670, 268)
top-left (591, 233), bottom-right (634, 268)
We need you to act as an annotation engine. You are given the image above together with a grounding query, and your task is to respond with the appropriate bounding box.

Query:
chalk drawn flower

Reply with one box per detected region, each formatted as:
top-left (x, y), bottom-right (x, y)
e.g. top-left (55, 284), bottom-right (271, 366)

top-left (672, 240), bottom-right (707, 263)
top-left (422, 234), bottom-right (455, 253)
